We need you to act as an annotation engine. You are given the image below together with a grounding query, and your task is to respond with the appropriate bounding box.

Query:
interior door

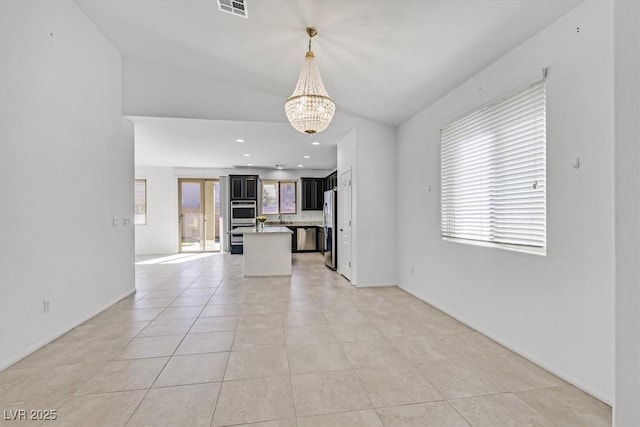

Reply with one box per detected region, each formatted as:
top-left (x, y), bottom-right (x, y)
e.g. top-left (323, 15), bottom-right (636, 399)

top-left (339, 169), bottom-right (352, 281)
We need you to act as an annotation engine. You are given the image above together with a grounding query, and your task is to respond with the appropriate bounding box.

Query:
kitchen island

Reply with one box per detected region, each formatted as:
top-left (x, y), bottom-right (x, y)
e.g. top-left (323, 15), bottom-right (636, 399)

top-left (230, 226), bottom-right (293, 277)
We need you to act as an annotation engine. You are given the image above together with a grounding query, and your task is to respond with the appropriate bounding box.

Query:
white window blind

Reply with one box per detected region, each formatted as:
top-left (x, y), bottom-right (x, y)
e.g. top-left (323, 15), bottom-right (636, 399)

top-left (441, 80), bottom-right (546, 251)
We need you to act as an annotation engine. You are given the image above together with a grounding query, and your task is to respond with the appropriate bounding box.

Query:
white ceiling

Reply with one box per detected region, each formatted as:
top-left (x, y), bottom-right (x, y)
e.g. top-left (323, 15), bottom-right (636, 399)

top-left (131, 116), bottom-right (347, 170)
top-left (77, 0), bottom-right (581, 169)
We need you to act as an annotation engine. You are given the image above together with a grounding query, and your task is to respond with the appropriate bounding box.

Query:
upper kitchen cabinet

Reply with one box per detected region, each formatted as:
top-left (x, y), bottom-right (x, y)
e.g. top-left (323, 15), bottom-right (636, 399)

top-left (230, 175), bottom-right (258, 200)
top-left (301, 177), bottom-right (325, 210)
top-left (326, 171), bottom-right (337, 191)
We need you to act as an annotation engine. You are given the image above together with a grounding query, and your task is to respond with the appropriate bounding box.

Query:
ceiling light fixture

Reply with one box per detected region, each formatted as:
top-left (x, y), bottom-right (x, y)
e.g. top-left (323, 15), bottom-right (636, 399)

top-left (275, 164), bottom-right (285, 170)
top-left (243, 154), bottom-right (251, 157)
top-left (236, 138), bottom-right (245, 143)
top-left (298, 164), bottom-right (304, 168)
top-left (312, 141), bottom-right (320, 145)
top-left (304, 155), bottom-right (310, 159)
top-left (284, 27), bottom-right (335, 135)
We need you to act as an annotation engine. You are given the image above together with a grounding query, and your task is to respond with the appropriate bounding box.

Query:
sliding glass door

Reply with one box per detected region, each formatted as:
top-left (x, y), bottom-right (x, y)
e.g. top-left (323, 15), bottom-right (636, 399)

top-left (179, 178), bottom-right (220, 253)
top-left (204, 179), bottom-right (221, 251)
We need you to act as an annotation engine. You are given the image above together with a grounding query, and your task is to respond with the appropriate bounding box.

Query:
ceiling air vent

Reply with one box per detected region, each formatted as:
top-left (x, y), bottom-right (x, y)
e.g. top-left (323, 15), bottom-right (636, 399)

top-left (217, 0), bottom-right (247, 18)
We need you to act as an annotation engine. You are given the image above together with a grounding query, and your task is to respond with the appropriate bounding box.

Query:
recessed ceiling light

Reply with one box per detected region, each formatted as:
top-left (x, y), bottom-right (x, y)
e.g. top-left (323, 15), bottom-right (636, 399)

top-left (236, 138), bottom-right (245, 143)
top-left (298, 164), bottom-right (303, 168)
top-left (275, 164), bottom-right (285, 170)
top-left (247, 163), bottom-right (253, 166)
top-left (303, 155), bottom-right (310, 159)
top-left (312, 141), bottom-right (320, 145)
top-left (244, 153), bottom-right (251, 157)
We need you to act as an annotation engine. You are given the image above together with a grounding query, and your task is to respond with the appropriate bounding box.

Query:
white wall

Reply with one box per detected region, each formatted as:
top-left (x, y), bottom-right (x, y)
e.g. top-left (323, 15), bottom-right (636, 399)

top-left (614, 1), bottom-right (640, 424)
top-left (354, 119), bottom-right (397, 287)
top-left (0, 1), bottom-right (134, 368)
top-left (135, 166), bottom-right (332, 255)
top-left (397, 1), bottom-right (614, 402)
top-left (135, 167), bottom-right (179, 255)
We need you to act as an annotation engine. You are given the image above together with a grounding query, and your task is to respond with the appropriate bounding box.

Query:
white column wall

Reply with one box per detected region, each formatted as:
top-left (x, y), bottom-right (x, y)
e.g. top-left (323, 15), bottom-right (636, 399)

top-left (613, 0), bottom-right (640, 424)
top-left (0, 1), bottom-right (134, 369)
top-left (397, 1), bottom-right (614, 402)
top-left (354, 120), bottom-right (397, 287)
top-left (334, 117), bottom-right (398, 287)
top-left (336, 129), bottom-right (357, 280)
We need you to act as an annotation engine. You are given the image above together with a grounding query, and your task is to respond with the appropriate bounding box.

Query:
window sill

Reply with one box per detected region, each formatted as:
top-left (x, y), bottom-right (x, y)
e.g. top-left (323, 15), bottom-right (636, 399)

top-left (441, 236), bottom-right (546, 256)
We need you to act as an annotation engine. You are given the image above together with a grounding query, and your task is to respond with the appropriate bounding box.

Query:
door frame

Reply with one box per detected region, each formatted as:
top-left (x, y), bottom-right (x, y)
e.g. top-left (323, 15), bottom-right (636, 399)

top-left (339, 169), bottom-right (353, 281)
top-left (178, 178), bottom-right (220, 253)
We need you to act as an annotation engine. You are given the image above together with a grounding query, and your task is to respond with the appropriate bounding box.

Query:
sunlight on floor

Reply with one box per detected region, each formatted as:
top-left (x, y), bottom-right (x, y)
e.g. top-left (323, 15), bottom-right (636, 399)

top-left (135, 253), bottom-right (220, 265)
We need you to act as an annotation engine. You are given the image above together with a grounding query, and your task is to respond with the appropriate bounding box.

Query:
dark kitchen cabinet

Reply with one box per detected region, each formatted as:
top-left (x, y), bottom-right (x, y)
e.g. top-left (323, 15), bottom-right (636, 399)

top-left (230, 175), bottom-right (258, 200)
top-left (317, 226), bottom-right (325, 252)
top-left (230, 176), bottom-right (243, 199)
top-left (287, 226), bottom-right (296, 251)
top-left (326, 171), bottom-right (337, 191)
top-left (301, 178), bottom-right (325, 211)
top-left (245, 176), bottom-right (257, 199)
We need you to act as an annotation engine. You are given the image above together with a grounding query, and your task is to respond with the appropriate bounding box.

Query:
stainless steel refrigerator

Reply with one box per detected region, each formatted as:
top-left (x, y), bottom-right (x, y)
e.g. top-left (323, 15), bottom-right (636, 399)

top-left (323, 189), bottom-right (337, 270)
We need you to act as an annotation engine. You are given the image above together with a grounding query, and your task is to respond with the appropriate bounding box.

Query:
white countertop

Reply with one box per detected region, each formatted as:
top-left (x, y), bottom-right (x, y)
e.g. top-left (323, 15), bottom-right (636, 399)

top-left (264, 221), bottom-right (322, 227)
top-left (231, 226), bottom-right (293, 234)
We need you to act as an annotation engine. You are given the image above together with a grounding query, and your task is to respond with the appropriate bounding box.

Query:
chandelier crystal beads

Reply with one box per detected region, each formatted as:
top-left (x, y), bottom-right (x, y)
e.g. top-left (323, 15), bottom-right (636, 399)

top-left (284, 27), bottom-right (336, 135)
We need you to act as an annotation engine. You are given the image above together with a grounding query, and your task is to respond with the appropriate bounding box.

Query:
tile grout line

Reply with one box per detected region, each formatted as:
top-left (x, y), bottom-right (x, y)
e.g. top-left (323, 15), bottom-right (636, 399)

top-left (285, 339), bottom-right (299, 424)
top-left (121, 265), bottom-right (225, 426)
top-left (205, 257), bottom-right (229, 427)
top-left (511, 391), bottom-right (562, 426)
top-left (210, 267), bottom-right (238, 427)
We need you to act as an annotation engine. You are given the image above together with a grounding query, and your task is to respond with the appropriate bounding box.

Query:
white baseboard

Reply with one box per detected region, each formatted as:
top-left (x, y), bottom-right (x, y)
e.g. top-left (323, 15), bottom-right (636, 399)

top-left (0, 288), bottom-right (136, 371)
top-left (354, 282), bottom-right (398, 288)
top-left (399, 285), bottom-right (612, 406)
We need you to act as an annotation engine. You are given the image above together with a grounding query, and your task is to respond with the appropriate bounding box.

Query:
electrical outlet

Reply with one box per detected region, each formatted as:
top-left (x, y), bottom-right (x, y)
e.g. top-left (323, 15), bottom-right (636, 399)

top-left (43, 300), bottom-right (50, 313)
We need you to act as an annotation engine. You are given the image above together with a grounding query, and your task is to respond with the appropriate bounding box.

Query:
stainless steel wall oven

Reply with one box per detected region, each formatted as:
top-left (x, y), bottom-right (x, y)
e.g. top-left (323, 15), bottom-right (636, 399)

top-left (230, 200), bottom-right (256, 254)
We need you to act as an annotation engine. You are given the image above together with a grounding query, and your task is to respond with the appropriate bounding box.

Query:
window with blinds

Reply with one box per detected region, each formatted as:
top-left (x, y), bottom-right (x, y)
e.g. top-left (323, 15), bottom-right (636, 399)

top-left (441, 80), bottom-right (546, 253)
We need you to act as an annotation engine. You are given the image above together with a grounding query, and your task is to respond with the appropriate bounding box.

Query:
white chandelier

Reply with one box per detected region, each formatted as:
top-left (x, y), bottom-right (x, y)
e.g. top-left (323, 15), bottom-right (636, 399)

top-left (284, 27), bottom-right (336, 135)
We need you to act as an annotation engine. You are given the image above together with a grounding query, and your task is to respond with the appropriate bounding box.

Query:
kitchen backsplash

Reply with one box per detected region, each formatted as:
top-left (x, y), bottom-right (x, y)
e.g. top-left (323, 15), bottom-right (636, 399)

top-left (262, 211), bottom-right (323, 224)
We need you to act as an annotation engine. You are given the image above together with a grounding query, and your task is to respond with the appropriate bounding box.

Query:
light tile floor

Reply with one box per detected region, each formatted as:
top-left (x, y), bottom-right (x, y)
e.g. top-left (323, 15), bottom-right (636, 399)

top-left (1, 253), bottom-right (612, 426)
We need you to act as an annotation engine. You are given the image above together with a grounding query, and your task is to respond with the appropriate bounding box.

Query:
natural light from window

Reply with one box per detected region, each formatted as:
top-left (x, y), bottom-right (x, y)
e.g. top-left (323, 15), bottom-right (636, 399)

top-left (261, 181), bottom-right (297, 215)
top-left (441, 80), bottom-right (546, 254)
top-left (134, 179), bottom-right (147, 225)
